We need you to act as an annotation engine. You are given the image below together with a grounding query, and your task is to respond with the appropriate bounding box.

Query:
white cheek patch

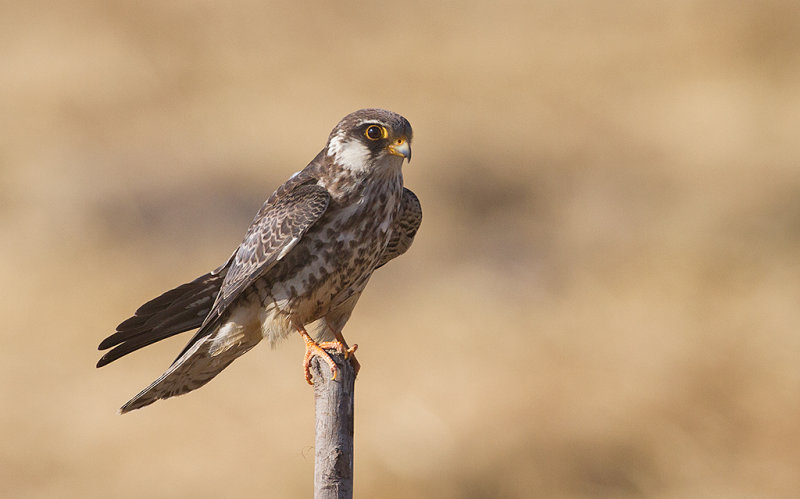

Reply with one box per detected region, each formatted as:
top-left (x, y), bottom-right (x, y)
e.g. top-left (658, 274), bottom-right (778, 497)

top-left (330, 137), bottom-right (372, 172)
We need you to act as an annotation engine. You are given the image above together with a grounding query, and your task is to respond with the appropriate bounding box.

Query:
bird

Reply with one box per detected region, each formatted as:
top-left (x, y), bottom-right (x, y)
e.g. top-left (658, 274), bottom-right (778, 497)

top-left (97, 108), bottom-right (421, 413)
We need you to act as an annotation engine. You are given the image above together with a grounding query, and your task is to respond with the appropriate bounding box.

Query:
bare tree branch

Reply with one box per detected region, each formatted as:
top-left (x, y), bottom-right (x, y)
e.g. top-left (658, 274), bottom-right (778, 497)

top-left (311, 352), bottom-right (355, 499)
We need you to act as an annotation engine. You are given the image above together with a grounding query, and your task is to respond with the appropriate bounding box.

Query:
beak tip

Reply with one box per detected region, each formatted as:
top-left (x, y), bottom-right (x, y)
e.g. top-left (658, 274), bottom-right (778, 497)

top-left (388, 140), bottom-right (412, 161)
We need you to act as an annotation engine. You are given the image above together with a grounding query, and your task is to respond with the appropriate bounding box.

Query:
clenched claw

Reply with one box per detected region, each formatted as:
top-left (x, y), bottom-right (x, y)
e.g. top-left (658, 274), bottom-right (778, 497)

top-left (319, 341), bottom-right (360, 376)
top-left (298, 326), bottom-right (361, 384)
top-left (302, 338), bottom-right (339, 384)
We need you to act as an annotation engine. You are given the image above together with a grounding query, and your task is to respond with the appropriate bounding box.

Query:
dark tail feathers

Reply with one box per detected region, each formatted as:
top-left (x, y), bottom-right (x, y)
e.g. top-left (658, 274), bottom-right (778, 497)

top-left (97, 259), bottom-right (231, 368)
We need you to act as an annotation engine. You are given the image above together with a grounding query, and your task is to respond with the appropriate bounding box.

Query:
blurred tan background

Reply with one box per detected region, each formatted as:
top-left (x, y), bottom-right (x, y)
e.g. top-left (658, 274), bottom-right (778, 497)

top-left (2, 0), bottom-right (800, 497)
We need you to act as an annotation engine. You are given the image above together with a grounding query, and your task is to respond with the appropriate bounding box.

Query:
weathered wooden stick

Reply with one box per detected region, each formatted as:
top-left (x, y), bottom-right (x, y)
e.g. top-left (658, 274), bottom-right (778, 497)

top-left (311, 352), bottom-right (356, 499)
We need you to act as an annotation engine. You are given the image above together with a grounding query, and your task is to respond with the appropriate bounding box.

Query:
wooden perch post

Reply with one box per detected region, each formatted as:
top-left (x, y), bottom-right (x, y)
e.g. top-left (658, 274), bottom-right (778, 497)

top-left (311, 352), bottom-right (356, 499)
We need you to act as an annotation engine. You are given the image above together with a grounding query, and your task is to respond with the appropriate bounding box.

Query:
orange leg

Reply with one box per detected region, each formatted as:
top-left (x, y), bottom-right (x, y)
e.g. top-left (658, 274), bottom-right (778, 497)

top-left (298, 328), bottom-right (339, 385)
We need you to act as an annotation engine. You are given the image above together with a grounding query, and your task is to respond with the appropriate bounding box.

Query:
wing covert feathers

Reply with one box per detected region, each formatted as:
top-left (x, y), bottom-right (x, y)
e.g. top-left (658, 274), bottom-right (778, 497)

top-left (376, 188), bottom-right (422, 268)
top-left (205, 178), bottom-right (330, 323)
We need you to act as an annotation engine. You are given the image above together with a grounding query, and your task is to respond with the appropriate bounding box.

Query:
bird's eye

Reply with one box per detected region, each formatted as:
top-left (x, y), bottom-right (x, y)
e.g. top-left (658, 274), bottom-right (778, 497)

top-left (365, 125), bottom-right (386, 141)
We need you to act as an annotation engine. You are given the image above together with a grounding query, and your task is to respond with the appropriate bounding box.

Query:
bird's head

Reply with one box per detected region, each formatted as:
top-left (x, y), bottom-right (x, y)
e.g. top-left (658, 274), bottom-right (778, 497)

top-left (326, 108), bottom-right (413, 173)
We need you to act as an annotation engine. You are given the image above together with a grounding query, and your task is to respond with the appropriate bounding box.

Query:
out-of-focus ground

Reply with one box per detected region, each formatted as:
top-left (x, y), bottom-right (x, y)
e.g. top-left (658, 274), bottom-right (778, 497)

top-left (2, 1), bottom-right (799, 497)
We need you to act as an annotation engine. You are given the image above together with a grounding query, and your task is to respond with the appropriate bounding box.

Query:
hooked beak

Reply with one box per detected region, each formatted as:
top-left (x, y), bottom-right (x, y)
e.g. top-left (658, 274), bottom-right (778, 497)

top-left (387, 137), bottom-right (412, 162)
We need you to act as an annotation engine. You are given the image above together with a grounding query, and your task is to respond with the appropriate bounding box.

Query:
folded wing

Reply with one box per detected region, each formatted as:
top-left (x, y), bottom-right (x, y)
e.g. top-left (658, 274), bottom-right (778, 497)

top-left (376, 188), bottom-right (422, 269)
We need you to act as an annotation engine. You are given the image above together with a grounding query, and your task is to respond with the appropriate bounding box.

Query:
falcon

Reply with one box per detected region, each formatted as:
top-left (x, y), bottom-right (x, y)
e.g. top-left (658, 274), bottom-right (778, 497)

top-left (97, 108), bottom-right (421, 413)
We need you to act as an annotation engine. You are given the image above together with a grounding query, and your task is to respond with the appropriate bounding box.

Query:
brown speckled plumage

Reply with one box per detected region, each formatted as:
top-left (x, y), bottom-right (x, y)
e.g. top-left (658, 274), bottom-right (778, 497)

top-left (97, 109), bottom-right (421, 413)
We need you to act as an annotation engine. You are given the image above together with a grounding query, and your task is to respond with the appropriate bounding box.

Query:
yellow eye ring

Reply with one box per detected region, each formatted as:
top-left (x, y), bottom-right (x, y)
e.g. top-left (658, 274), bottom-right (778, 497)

top-left (365, 125), bottom-right (387, 141)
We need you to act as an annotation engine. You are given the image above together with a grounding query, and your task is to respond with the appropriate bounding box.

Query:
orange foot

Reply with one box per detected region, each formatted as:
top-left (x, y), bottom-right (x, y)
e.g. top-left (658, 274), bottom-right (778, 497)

top-left (320, 340), bottom-right (360, 377)
top-left (302, 336), bottom-right (339, 385)
top-left (298, 327), bottom-right (361, 384)
top-left (303, 340), bottom-right (360, 384)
